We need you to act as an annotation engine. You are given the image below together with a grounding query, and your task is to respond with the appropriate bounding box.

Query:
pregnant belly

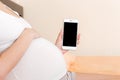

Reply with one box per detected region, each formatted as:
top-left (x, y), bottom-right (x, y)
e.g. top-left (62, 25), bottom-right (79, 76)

top-left (5, 38), bottom-right (67, 80)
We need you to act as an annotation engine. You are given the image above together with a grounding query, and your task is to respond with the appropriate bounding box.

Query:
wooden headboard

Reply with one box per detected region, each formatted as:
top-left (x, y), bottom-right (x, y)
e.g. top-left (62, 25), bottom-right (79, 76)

top-left (0, 0), bottom-right (23, 17)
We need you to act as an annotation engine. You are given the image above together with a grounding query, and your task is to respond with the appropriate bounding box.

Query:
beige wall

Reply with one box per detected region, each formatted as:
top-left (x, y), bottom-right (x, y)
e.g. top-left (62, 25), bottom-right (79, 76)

top-left (18, 0), bottom-right (120, 55)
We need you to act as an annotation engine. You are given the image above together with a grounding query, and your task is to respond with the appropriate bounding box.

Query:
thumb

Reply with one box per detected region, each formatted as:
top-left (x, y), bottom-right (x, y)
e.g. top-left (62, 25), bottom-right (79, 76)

top-left (56, 29), bottom-right (63, 42)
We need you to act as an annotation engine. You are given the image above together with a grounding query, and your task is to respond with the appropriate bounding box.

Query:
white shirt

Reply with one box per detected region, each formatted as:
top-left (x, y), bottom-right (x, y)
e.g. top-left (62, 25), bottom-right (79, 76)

top-left (0, 10), bottom-right (67, 80)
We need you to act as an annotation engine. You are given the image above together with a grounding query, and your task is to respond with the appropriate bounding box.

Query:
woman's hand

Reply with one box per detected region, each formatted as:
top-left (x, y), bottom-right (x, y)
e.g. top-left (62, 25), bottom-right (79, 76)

top-left (0, 28), bottom-right (40, 79)
top-left (55, 30), bottom-right (80, 54)
top-left (21, 28), bottom-right (40, 39)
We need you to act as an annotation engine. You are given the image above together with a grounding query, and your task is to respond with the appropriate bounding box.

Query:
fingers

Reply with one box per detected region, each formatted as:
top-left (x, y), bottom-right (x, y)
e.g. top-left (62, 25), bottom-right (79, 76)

top-left (25, 28), bottom-right (40, 39)
top-left (61, 29), bottom-right (63, 39)
top-left (77, 33), bottom-right (80, 44)
top-left (78, 33), bottom-right (80, 41)
top-left (56, 29), bottom-right (63, 42)
top-left (59, 29), bottom-right (63, 39)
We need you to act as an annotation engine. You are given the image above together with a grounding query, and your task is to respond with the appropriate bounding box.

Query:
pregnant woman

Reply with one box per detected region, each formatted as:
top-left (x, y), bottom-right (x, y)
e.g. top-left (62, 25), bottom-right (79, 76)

top-left (0, 1), bottom-right (80, 80)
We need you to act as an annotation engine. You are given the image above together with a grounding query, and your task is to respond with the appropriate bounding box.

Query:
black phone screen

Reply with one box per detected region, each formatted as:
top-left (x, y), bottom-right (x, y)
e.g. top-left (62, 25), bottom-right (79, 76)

top-left (63, 22), bottom-right (78, 47)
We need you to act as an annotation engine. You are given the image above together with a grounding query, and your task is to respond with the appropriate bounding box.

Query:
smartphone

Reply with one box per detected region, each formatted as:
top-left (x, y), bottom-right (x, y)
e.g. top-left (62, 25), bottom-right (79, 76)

top-left (62, 19), bottom-right (78, 50)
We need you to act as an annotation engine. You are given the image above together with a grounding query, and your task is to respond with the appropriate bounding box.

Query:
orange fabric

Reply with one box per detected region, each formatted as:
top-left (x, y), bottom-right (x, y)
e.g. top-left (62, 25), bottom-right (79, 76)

top-left (64, 53), bottom-right (120, 76)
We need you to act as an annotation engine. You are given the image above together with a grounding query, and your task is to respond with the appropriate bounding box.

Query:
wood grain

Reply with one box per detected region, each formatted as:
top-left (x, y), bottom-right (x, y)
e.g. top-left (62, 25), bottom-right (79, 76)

top-left (76, 73), bottom-right (120, 80)
top-left (64, 53), bottom-right (120, 76)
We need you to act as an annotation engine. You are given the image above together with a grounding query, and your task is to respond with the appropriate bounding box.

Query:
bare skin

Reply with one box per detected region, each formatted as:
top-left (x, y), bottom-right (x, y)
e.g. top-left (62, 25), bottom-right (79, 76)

top-left (0, 28), bottom-right (40, 80)
top-left (0, 1), bottom-right (80, 80)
